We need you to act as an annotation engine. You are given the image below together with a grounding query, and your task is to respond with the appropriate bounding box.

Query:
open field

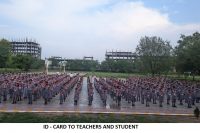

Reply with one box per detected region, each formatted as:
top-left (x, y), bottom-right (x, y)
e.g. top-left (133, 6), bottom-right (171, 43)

top-left (85, 71), bottom-right (200, 81)
top-left (0, 112), bottom-right (199, 123)
top-left (0, 68), bottom-right (21, 73)
top-left (85, 71), bottom-right (145, 78)
top-left (1, 68), bottom-right (200, 81)
top-left (166, 75), bottom-right (200, 81)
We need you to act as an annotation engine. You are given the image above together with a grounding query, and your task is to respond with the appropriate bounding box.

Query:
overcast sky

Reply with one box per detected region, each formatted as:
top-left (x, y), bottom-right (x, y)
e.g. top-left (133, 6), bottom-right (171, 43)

top-left (0, 0), bottom-right (200, 60)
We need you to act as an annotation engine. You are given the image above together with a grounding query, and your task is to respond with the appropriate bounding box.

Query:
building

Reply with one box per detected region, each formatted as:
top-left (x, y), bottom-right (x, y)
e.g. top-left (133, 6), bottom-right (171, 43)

top-left (49, 56), bottom-right (62, 60)
top-left (48, 56), bottom-right (94, 62)
top-left (105, 51), bottom-right (136, 60)
top-left (10, 38), bottom-right (42, 59)
top-left (83, 56), bottom-right (93, 60)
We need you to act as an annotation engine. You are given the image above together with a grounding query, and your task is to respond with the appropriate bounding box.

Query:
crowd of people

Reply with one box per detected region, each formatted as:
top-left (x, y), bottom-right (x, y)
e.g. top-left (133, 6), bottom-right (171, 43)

top-left (94, 78), bottom-right (108, 106)
top-left (93, 76), bottom-right (200, 108)
top-left (59, 75), bottom-right (80, 104)
top-left (1, 73), bottom-right (200, 109)
top-left (0, 73), bottom-right (81, 105)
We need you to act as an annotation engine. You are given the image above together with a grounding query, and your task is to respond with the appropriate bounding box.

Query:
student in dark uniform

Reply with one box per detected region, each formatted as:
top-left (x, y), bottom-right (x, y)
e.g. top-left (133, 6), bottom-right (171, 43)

top-left (18, 84), bottom-right (23, 101)
top-left (158, 91), bottom-right (164, 107)
top-left (43, 86), bottom-right (49, 105)
top-left (167, 90), bottom-right (171, 105)
top-left (179, 91), bottom-right (184, 105)
top-left (187, 92), bottom-right (192, 108)
top-left (146, 89), bottom-right (150, 107)
top-left (33, 84), bottom-right (38, 101)
top-left (12, 88), bottom-right (18, 104)
top-left (27, 85), bottom-right (33, 104)
top-left (131, 90), bottom-right (136, 106)
top-left (152, 89), bottom-right (157, 104)
top-left (102, 90), bottom-right (107, 106)
top-left (74, 88), bottom-right (79, 105)
top-left (141, 89), bottom-right (145, 104)
top-left (9, 83), bottom-right (14, 100)
top-left (2, 82), bottom-right (7, 101)
top-left (172, 91), bottom-right (177, 107)
top-left (88, 92), bottom-right (93, 106)
top-left (59, 90), bottom-right (64, 104)
top-left (117, 90), bottom-right (122, 106)
top-left (191, 88), bottom-right (196, 105)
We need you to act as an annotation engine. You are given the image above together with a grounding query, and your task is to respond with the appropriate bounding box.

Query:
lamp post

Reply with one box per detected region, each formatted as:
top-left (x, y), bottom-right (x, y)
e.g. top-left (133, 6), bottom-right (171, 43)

top-left (63, 63), bottom-right (66, 73)
top-left (63, 60), bottom-right (67, 74)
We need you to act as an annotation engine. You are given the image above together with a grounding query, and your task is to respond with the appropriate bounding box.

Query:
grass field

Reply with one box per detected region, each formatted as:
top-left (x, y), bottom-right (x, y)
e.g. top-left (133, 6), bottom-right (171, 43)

top-left (1, 68), bottom-right (199, 81)
top-left (0, 113), bottom-right (199, 123)
top-left (85, 71), bottom-right (200, 81)
top-left (166, 74), bottom-right (200, 81)
top-left (0, 68), bottom-right (21, 73)
top-left (85, 72), bottom-right (146, 78)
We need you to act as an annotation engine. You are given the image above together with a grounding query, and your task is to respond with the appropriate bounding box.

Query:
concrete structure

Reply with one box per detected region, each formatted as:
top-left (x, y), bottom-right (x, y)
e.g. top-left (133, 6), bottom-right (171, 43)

top-left (49, 56), bottom-right (62, 60)
top-left (83, 56), bottom-right (93, 60)
top-left (48, 56), bottom-right (94, 62)
top-left (10, 38), bottom-right (42, 59)
top-left (105, 51), bottom-right (136, 60)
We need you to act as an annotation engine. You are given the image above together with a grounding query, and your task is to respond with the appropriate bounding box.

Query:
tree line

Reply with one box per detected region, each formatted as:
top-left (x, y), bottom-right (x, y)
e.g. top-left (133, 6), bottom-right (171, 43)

top-left (1, 32), bottom-right (200, 78)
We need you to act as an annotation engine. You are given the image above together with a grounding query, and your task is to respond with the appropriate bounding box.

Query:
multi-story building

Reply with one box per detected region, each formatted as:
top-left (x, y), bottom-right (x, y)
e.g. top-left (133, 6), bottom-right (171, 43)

top-left (10, 39), bottom-right (42, 59)
top-left (105, 51), bottom-right (136, 60)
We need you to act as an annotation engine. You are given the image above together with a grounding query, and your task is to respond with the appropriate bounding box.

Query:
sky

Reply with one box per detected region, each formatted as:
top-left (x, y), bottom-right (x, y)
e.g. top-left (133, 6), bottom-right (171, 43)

top-left (0, 0), bottom-right (200, 60)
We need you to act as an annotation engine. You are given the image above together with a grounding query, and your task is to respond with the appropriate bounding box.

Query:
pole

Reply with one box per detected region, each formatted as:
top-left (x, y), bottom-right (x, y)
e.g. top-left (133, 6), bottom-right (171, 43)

top-left (45, 59), bottom-right (49, 75)
top-left (64, 65), bottom-right (65, 73)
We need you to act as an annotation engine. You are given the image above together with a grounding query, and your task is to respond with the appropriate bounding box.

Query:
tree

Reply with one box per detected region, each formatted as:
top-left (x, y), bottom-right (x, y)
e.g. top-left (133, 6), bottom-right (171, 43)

top-left (175, 32), bottom-right (200, 80)
top-left (12, 55), bottom-right (33, 71)
top-left (66, 60), bottom-right (99, 71)
top-left (136, 36), bottom-right (173, 76)
top-left (100, 60), bottom-right (110, 72)
top-left (100, 59), bottom-right (135, 73)
top-left (31, 58), bottom-right (45, 69)
top-left (0, 39), bottom-right (11, 68)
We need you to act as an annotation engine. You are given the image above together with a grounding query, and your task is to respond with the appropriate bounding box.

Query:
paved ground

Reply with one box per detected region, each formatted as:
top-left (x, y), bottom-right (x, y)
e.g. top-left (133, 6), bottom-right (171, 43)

top-left (0, 77), bottom-right (199, 115)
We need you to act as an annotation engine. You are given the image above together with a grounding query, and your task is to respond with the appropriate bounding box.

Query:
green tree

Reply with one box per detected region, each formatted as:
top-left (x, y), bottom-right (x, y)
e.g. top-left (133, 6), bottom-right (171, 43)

top-left (31, 58), bottom-right (45, 69)
top-left (12, 55), bottom-right (33, 71)
top-left (100, 59), bottom-right (135, 73)
top-left (0, 39), bottom-right (11, 68)
top-left (175, 32), bottom-right (200, 80)
top-left (100, 60), bottom-right (110, 72)
top-left (66, 60), bottom-right (99, 71)
top-left (136, 36), bottom-right (173, 76)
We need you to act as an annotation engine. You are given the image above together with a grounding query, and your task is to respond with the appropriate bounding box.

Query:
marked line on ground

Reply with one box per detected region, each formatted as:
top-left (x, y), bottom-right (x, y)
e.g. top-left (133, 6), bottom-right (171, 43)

top-left (0, 110), bottom-right (193, 116)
